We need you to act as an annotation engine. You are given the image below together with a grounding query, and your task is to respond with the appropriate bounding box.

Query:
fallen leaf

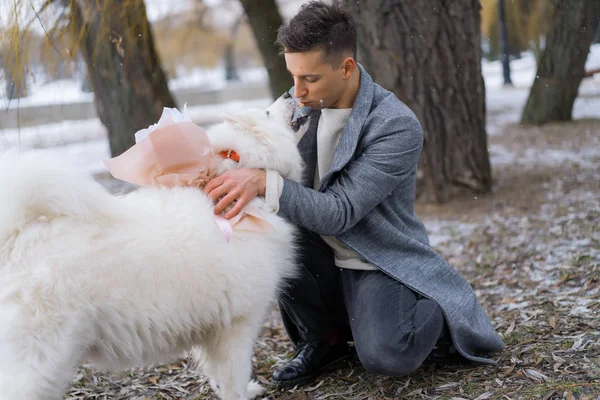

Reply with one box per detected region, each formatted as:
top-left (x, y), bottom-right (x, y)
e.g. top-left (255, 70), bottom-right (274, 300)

top-left (505, 319), bottom-right (516, 335)
top-left (256, 375), bottom-right (270, 385)
top-left (566, 391), bottom-right (575, 400)
top-left (542, 390), bottom-right (556, 400)
top-left (572, 336), bottom-right (584, 350)
top-left (523, 368), bottom-right (550, 383)
top-left (503, 364), bottom-right (516, 377)
top-left (304, 380), bottom-right (324, 392)
top-left (436, 382), bottom-right (461, 391)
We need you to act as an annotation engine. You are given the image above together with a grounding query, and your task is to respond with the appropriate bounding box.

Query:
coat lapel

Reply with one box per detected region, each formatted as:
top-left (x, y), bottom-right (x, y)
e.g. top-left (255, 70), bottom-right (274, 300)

top-left (319, 64), bottom-right (375, 190)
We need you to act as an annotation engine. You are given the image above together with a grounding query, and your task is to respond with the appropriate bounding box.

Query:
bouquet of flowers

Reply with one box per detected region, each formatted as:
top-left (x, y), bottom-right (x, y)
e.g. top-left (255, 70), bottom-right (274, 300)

top-left (104, 107), bottom-right (270, 242)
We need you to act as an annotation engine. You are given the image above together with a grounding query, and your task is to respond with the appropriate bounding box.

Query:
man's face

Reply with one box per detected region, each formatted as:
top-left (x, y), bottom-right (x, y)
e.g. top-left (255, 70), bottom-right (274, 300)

top-left (284, 50), bottom-right (348, 109)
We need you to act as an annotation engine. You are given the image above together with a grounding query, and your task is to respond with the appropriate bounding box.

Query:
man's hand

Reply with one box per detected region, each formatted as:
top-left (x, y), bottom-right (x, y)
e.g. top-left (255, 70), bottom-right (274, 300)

top-left (203, 168), bottom-right (266, 219)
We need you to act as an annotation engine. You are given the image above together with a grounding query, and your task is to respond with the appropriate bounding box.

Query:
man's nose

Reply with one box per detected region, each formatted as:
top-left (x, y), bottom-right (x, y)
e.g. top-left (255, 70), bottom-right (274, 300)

top-left (293, 80), bottom-right (308, 98)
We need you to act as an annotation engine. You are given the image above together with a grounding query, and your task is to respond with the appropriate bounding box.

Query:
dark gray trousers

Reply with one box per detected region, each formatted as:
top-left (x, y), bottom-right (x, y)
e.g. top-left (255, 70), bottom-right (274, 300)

top-left (279, 230), bottom-right (446, 376)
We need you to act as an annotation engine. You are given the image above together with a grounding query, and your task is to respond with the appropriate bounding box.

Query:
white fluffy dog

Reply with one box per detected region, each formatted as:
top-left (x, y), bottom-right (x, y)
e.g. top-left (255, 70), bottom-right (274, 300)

top-left (0, 94), bottom-right (305, 400)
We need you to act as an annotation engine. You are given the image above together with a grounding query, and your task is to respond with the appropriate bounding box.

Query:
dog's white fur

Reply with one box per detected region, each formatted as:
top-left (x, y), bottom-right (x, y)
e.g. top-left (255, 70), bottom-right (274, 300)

top-left (0, 95), bottom-right (305, 400)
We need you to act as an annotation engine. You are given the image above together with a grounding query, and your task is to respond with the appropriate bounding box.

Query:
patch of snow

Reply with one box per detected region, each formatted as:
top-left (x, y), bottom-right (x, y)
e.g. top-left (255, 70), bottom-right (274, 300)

top-left (490, 145), bottom-right (600, 168)
top-left (424, 219), bottom-right (478, 248)
top-left (1, 79), bottom-right (94, 108)
top-left (569, 306), bottom-right (592, 316)
top-left (0, 68), bottom-right (268, 110)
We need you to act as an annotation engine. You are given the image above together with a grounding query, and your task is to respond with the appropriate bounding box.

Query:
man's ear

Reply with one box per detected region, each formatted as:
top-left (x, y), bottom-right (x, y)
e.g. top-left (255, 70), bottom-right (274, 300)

top-left (342, 57), bottom-right (356, 79)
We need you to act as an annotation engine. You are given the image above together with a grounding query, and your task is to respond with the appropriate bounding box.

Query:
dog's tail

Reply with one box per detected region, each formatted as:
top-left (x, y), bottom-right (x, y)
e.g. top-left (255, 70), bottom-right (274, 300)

top-left (0, 149), bottom-right (118, 241)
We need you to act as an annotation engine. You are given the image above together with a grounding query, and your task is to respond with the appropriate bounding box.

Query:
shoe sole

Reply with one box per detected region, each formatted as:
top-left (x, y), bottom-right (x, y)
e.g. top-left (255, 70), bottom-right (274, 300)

top-left (271, 353), bottom-right (354, 389)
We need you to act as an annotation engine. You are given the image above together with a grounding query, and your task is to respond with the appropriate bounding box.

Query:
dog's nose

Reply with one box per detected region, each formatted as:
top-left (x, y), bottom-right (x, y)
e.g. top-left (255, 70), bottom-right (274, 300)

top-left (282, 92), bottom-right (292, 99)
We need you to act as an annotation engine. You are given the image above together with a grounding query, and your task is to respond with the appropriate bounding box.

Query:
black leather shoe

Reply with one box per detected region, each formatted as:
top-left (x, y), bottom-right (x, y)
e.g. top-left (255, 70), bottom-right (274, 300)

top-left (272, 341), bottom-right (353, 387)
top-left (428, 329), bottom-right (460, 364)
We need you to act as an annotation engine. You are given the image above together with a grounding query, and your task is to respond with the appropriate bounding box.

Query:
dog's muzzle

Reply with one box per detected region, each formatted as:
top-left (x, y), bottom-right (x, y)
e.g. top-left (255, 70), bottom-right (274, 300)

top-left (278, 91), bottom-right (310, 133)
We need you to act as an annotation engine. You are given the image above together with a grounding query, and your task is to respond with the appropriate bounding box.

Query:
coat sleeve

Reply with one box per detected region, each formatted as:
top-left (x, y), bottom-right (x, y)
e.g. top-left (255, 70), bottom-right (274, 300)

top-left (278, 115), bottom-right (423, 236)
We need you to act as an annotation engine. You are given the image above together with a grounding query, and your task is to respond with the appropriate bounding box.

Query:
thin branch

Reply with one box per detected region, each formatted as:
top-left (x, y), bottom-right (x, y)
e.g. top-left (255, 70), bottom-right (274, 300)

top-left (29, 0), bottom-right (63, 57)
top-left (24, 0), bottom-right (55, 30)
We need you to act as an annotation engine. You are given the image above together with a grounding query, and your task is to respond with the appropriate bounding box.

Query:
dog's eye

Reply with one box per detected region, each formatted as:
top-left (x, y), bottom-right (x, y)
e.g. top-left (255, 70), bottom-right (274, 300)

top-left (266, 110), bottom-right (270, 117)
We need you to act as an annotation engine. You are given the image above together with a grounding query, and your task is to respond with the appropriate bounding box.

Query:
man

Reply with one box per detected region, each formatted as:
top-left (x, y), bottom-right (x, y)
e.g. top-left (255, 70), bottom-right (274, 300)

top-left (204, 0), bottom-right (504, 387)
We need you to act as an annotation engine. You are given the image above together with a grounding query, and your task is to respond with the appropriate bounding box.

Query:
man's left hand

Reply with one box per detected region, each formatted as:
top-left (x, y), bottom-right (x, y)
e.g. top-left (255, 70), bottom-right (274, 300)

top-left (203, 168), bottom-right (266, 219)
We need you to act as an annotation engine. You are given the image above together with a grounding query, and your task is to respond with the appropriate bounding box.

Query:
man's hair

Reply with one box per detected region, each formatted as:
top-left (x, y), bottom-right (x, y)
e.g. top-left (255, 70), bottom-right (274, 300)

top-left (276, 1), bottom-right (357, 64)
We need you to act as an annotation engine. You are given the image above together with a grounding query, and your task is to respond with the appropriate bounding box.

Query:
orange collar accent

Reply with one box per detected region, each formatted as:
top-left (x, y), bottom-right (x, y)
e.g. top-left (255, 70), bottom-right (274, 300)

top-left (219, 149), bottom-right (240, 163)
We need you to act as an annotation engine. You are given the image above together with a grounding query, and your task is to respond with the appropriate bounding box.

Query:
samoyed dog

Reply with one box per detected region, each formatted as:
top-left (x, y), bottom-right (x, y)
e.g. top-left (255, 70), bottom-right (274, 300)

top-left (0, 93), bottom-right (305, 400)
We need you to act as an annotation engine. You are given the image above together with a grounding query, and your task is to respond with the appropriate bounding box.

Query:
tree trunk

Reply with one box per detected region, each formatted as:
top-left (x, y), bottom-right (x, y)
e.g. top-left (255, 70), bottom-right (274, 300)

top-left (70, 0), bottom-right (177, 157)
top-left (239, 0), bottom-right (291, 99)
top-left (344, 0), bottom-right (490, 203)
top-left (520, 0), bottom-right (600, 125)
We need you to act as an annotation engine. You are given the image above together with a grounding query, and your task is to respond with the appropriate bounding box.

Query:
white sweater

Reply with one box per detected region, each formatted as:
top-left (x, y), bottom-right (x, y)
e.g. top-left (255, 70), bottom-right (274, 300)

top-left (266, 108), bottom-right (377, 271)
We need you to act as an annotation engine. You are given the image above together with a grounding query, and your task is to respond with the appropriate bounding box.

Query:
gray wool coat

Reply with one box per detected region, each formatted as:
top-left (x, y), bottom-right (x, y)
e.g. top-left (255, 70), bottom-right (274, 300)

top-left (278, 64), bottom-right (505, 364)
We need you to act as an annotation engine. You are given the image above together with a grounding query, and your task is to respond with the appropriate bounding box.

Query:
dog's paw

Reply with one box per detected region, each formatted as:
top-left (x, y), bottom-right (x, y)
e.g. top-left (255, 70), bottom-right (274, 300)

top-left (246, 380), bottom-right (265, 398)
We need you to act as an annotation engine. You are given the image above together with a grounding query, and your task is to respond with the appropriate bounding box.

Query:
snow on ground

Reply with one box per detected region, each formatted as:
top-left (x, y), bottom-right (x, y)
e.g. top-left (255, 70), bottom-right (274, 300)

top-left (1, 79), bottom-right (95, 108)
top-left (490, 145), bottom-right (600, 169)
top-left (483, 44), bottom-right (600, 136)
top-left (168, 66), bottom-right (267, 91)
top-left (0, 67), bottom-right (267, 109)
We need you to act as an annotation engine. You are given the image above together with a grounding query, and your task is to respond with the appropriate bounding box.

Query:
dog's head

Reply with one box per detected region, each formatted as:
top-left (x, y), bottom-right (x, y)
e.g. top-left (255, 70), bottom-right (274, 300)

top-left (207, 93), bottom-right (307, 183)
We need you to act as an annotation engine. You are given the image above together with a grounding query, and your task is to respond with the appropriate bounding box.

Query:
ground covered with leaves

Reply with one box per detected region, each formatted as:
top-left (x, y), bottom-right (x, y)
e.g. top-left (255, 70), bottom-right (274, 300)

top-left (71, 118), bottom-right (600, 400)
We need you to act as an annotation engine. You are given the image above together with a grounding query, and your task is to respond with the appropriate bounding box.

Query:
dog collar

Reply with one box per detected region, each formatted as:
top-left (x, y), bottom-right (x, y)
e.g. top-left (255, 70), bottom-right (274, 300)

top-left (219, 149), bottom-right (240, 163)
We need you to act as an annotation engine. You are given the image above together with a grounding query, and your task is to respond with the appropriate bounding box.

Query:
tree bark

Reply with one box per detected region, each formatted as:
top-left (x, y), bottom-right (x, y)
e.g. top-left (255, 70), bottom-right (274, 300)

top-left (520, 0), bottom-right (600, 125)
top-left (344, 0), bottom-right (490, 203)
top-left (70, 0), bottom-right (177, 157)
top-left (239, 0), bottom-right (292, 99)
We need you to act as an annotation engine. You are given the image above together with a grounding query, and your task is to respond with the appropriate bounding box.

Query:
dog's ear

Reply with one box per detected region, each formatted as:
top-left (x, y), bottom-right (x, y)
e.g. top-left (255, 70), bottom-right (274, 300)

top-left (221, 109), bottom-right (274, 146)
top-left (222, 111), bottom-right (256, 131)
top-left (222, 113), bottom-right (237, 125)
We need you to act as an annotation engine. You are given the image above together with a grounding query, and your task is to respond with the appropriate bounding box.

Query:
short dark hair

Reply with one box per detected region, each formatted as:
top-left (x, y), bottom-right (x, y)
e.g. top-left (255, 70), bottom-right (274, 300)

top-left (276, 1), bottom-right (357, 64)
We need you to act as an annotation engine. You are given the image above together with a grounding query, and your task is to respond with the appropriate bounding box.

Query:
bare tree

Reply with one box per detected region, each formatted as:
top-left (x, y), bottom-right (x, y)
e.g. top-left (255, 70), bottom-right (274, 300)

top-left (238, 0), bottom-right (291, 99)
top-left (520, 0), bottom-right (600, 125)
top-left (69, 0), bottom-right (177, 157)
top-left (344, 0), bottom-right (491, 203)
